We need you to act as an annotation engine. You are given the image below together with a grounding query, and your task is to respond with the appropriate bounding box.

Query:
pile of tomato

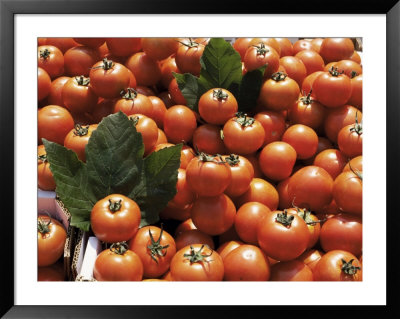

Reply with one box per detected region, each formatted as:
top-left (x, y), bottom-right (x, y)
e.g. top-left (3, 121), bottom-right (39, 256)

top-left (37, 37), bottom-right (362, 281)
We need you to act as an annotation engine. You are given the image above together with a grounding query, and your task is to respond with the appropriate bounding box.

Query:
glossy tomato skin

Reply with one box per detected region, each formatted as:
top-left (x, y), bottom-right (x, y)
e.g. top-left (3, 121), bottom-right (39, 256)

top-left (216, 240), bottom-right (243, 260)
top-left (93, 246), bottom-right (143, 281)
top-left (337, 123), bottom-right (362, 158)
top-left (258, 72), bottom-right (300, 111)
top-left (168, 77), bottom-right (187, 105)
top-left (37, 215), bottom-right (67, 266)
top-left (163, 105), bottom-right (197, 144)
top-left (38, 67), bottom-right (51, 101)
top-left (170, 244), bottom-right (224, 281)
top-left (313, 250), bottom-right (362, 281)
top-left (89, 59), bottom-right (131, 99)
top-left (198, 88), bottom-right (238, 125)
top-left (292, 39), bottom-right (313, 54)
top-left (313, 70), bottom-right (352, 108)
top-left (223, 155), bottom-right (254, 198)
top-left (223, 116), bottom-right (265, 155)
top-left (47, 76), bottom-right (70, 107)
top-left (243, 43), bottom-right (280, 79)
top-left (295, 50), bottom-right (325, 75)
top-left (192, 124), bottom-right (226, 155)
top-left (275, 38), bottom-right (294, 57)
top-left (160, 56), bottom-right (180, 89)
top-left (233, 38), bottom-right (254, 60)
top-left (343, 155), bottom-right (362, 173)
top-left (128, 114), bottom-right (158, 155)
top-left (320, 213), bottom-right (362, 257)
top-left (64, 124), bottom-right (97, 162)
top-left (250, 38), bottom-right (281, 56)
top-left (191, 194), bottom-right (236, 236)
top-left (259, 141), bottom-right (297, 181)
top-left (324, 105), bottom-right (362, 143)
top-left (311, 38), bottom-right (324, 53)
top-left (277, 178), bottom-right (291, 210)
top-left (279, 56), bottom-right (307, 87)
top-left (234, 202), bottom-right (271, 244)
top-left (270, 260), bottom-right (314, 281)
top-left (223, 245), bottom-right (271, 281)
top-left (125, 52), bottom-right (162, 87)
top-left (333, 171), bottom-right (362, 216)
top-left (175, 218), bottom-right (197, 237)
top-left (141, 38), bottom-right (179, 61)
top-left (334, 60), bottom-right (362, 78)
top-left (287, 207), bottom-right (321, 249)
top-left (301, 71), bottom-right (324, 97)
top-left (175, 39), bottom-right (205, 76)
top-left (313, 149), bottom-right (349, 179)
top-left (257, 210), bottom-right (310, 261)
top-left (113, 90), bottom-right (153, 118)
top-left (235, 178), bottom-right (279, 211)
top-left (254, 111), bottom-right (286, 146)
top-left (319, 38), bottom-right (355, 63)
top-left (64, 46), bottom-right (100, 77)
top-left (288, 166), bottom-right (333, 212)
top-left (106, 38), bottom-right (142, 57)
top-left (38, 45), bottom-right (64, 78)
top-left (297, 249), bottom-right (324, 272)
top-left (90, 194), bottom-right (141, 243)
top-left (38, 105), bottom-right (75, 145)
top-left (62, 76), bottom-right (98, 114)
top-left (167, 168), bottom-right (195, 210)
top-left (348, 74), bottom-right (362, 109)
top-left (175, 229), bottom-right (215, 251)
top-left (128, 226), bottom-right (176, 278)
top-left (38, 145), bottom-right (56, 191)
top-left (44, 37), bottom-right (79, 53)
top-left (148, 96), bottom-right (167, 128)
top-left (282, 124), bottom-right (318, 160)
top-left (186, 155), bottom-right (231, 197)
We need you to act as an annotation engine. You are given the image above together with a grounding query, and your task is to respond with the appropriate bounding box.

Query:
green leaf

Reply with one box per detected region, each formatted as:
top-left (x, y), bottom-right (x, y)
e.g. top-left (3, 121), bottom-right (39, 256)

top-left (85, 112), bottom-right (144, 199)
top-left (198, 38), bottom-right (242, 96)
top-left (238, 64), bottom-right (267, 112)
top-left (129, 144), bottom-right (182, 226)
top-left (173, 72), bottom-right (205, 111)
top-left (42, 139), bottom-right (96, 232)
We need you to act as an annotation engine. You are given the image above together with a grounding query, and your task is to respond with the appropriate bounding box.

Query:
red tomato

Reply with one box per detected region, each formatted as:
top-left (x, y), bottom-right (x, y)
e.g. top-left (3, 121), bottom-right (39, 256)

top-left (38, 105), bottom-right (74, 145)
top-left (303, 136), bottom-right (334, 166)
top-left (324, 105), bottom-right (362, 143)
top-left (348, 74), bottom-right (362, 109)
top-left (249, 38), bottom-right (281, 56)
top-left (320, 213), bottom-right (362, 257)
top-left (38, 67), bottom-right (51, 101)
top-left (128, 226), bottom-right (176, 278)
top-left (64, 124), bottom-right (97, 162)
top-left (270, 260), bottom-right (314, 281)
top-left (233, 38), bottom-right (254, 60)
top-left (223, 113), bottom-right (265, 155)
top-left (288, 92), bottom-right (326, 130)
top-left (175, 218), bottom-right (197, 237)
top-left (310, 38), bottom-right (324, 53)
top-left (147, 96), bottom-right (167, 128)
top-left (292, 39), bottom-right (313, 54)
top-left (125, 52), bottom-right (162, 87)
top-left (170, 244), bottom-right (224, 281)
top-left (64, 46), bottom-right (100, 77)
top-left (160, 56), bottom-right (180, 89)
top-left (47, 76), bottom-right (70, 107)
top-left (223, 245), bottom-right (271, 281)
top-left (198, 88), bottom-right (238, 125)
top-left (254, 111), bottom-right (286, 146)
top-left (243, 43), bottom-right (280, 79)
top-left (37, 215), bottom-right (67, 267)
top-left (163, 105), bottom-right (197, 144)
top-left (337, 115), bottom-right (363, 158)
top-left (258, 72), bottom-right (300, 111)
top-left (44, 37), bottom-right (79, 53)
top-left (175, 229), bottom-right (215, 251)
top-left (223, 154), bottom-right (254, 198)
top-left (192, 124), bottom-right (226, 155)
top-left (282, 124), bottom-right (318, 160)
top-left (141, 38), bottom-right (179, 61)
top-left (93, 242), bottom-right (143, 281)
top-left (38, 45), bottom-right (64, 78)
top-left (350, 51), bottom-right (362, 64)
top-left (175, 38), bottom-right (205, 76)
top-left (158, 91), bottom-right (176, 108)
top-left (234, 178), bottom-right (279, 211)
top-left (90, 194), bottom-right (141, 243)
top-left (295, 50), bottom-right (325, 75)
top-left (38, 145), bottom-right (56, 191)
top-left (245, 152), bottom-right (264, 179)
top-left (288, 166), bottom-right (333, 212)
top-left (279, 56), bottom-right (307, 86)
top-left (234, 202), bottom-right (271, 244)
top-left (159, 204), bottom-right (192, 222)
top-left (216, 240), bottom-right (243, 260)
top-left (319, 38), bottom-right (355, 63)
top-left (74, 38), bottom-right (105, 48)
top-left (313, 149), bottom-right (349, 179)
top-left (153, 128), bottom-right (168, 146)
top-left (62, 76), bottom-right (98, 114)
top-left (297, 249), bottom-right (324, 272)
top-left (313, 250), bottom-right (362, 281)
top-left (312, 68), bottom-right (352, 108)
top-left (333, 170), bottom-right (362, 216)
top-left (334, 60), bottom-right (362, 78)
top-left (113, 88), bottom-right (153, 118)
top-left (191, 194), bottom-right (236, 236)
top-left (89, 98), bottom-right (115, 124)
top-left (259, 141), bottom-right (297, 181)
top-left (128, 114), bottom-right (158, 155)
top-left (168, 77), bottom-right (187, 105)
top-left (106, 38), bottom-right (142, 57)
top-left (287, 207), bottom-right (321, 249)
top-left (89, 58), bottom-right (131, 99)
top-left (301, 71), bottom-right (324, 97)
top-left (277, 177), bottom-right (291, 210)
top-left (167, 168), bottom-right (195, 210)
top-left (343, 155), bottom-right (362, 173)
top-left (218, 225), bottom-right (241, 244)
top-left (257, 210), bottom-right (309, 261)
top-left (275, 38), bottom-right (294, 57)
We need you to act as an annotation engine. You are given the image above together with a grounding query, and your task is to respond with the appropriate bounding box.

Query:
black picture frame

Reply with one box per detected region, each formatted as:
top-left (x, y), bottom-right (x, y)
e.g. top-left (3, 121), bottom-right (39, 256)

top-left (1, 0), bottom-right (399, 317)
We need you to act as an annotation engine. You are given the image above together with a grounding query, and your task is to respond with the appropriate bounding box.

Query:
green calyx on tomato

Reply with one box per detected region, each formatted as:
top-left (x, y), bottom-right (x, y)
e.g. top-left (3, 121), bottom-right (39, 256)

top-left (37, 216), bottom-right (52, 234)
top-left (39, 48), bottom-right (51, 59)
top-left (147, 226), bottom-right (170, 264)
top-left (276, 210), bottom-right (295, 227)
top-left (38, 154), bottom-right (48, 163)
top-left (328, 66), bottom-right (344, 77)
top-left (295, 208), bottom-right (322, 226)
top-left (75, 75), bottom-right (90, 86)
top-left (110, 242), bottom-right (129, 255)
top-left (299, 90), bottom-right (313, 105)
top-left (178, 38), bottom-right (200, 48)
top-left (120, 87), bottom-right (138, 100)
top-left (341, 258), bottom-right (361, 275)
top-left (212, 89), bottom-right (228, 100)
top-left (350, 70), bottom-right (358, 79)
top-left (73, 124), bottom-right (90, 137)
top-left (350, 112), bottom-right (363, 135)
top-left (253, 43), bottom-right (269, 56)
top-left (271, 72), bottom-right (288, 82)
top-left (234, 112), bottom-right (255, 127)
top-left (92, 58), bottom-right (114, 71)
top-left (129, 116), bottom-right (140, 127)
top-left (348, 161), bottom-right (363, 181)
top-left (183, 244), bottom-right (213, 264)
top-left (224, 154), bottom-right (240, 166)
top-left (108, 199), bottom-right (122, 213)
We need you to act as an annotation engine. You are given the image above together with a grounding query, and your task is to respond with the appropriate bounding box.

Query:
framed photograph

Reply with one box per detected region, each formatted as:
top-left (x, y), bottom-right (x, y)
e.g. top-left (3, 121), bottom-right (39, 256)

top-left (1, 0), bottom-right (399, 317)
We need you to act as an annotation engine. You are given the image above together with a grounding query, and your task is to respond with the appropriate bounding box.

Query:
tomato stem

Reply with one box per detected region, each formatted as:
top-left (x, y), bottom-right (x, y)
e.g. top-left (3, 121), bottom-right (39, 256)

top-left (253, 43), bottom-right (269, 56)
top-left (276, 210), bottom-right (294, 227)
top-left (224, 154), bottom-right (240, 166)
top-left (120, 88), bottom-right (138, 100)
top-left (38, 154), bottom-right (48, 163)
top-left (212, 89), bottom-right (228, 100)
top-left (350, 70), bottom-right (358, 79)
top-left (108, 199), bottom-right (122, 213)
top-left (183, 245), bottom-right (213, 264)
top-left (73, 124), bottom-right (90, 137)
top-left (75, 75), bottom-right (90, 86)
top-left (350, 112), bottom-right (363, 135)
top-left (234, 112), bottom-right (255, 127)
top-left (129, 116), bottom-right (140, 127)
top-left (91, 58), bottom-right (114, 71)
top-left (271, 72), bottom-right (287, 82)
top-left (299, 90), bottom-right (313, 105)
top-left (147, 225), bottom-right (170, 264)
top-left (39, 48), bottom-right (51, 59)
top-left (110, 242), bottom-right (128, 255)
top-left (178, 38), bottom-right (200, 48)
top-left (328, 66), bottom-right (344, 77)
top-left (37, 215), bottom-right (52, 234)
top-left (348, 161), bottom-right (363, 181)
top-left (341, 258), bottom-right (361, 275)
